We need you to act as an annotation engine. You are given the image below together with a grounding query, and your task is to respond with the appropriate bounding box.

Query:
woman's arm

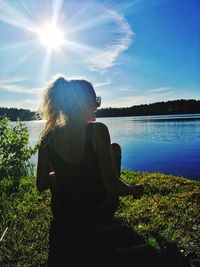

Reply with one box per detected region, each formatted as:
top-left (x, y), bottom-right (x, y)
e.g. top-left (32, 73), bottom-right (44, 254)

top-left (93, 122), bottom-right (118, 197)
top-left (93, 122), bottom-right (142, 198)
top-left (36, 144), bottom-right (55, 193)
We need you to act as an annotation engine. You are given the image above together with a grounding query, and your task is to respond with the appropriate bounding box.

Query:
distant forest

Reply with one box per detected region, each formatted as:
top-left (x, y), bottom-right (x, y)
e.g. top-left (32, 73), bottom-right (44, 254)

top-left (0, 108), bottom-right (35, 121)
top-left (0, 99), bottom-right (200, 121)
top-left (96, 99), bottom-right (200, 117)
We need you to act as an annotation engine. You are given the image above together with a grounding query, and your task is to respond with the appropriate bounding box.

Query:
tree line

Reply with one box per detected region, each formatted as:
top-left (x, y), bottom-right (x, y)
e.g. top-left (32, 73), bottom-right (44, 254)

top-left (0, 99), bottom-right (200, 121)
top-left (0, 107), bottom-right (35, 121)
top-left (96, 99), bottom-right (200, 117)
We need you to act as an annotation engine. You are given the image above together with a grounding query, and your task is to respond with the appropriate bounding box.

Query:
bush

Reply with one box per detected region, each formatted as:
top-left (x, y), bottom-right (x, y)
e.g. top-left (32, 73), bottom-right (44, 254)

top-left (0, 118), bottom-right (37, 193)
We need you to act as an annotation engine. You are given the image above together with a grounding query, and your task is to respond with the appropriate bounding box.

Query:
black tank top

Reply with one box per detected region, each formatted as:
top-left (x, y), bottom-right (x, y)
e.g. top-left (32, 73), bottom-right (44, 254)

top-left (46, 123), bottom-right (106, 220)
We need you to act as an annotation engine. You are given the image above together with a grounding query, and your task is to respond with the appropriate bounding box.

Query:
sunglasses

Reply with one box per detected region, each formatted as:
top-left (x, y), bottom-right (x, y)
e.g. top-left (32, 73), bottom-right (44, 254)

top-left (96, 96), bottom-right (101, 107)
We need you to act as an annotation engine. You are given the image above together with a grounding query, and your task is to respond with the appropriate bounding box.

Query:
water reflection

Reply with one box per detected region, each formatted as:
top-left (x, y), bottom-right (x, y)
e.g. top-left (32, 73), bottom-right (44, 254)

top-left (97, 115), bottom-right (200, 180)
top-left (26, 114), bottom-right (200, 180)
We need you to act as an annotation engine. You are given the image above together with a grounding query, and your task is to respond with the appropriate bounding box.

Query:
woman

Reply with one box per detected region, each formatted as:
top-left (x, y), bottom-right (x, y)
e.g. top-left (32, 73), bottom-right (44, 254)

top-left (36, 74), bottom-right (143, 266)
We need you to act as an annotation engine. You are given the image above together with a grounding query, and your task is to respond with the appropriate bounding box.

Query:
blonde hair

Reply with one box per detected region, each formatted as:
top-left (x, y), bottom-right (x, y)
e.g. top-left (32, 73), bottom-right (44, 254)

top-left (40, 74), bottom-right (96, 138)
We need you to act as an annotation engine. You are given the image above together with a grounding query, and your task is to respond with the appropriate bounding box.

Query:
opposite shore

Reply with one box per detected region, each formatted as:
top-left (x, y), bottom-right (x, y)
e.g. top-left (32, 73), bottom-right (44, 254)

top-left (1, 99), bottom-right (200, 121)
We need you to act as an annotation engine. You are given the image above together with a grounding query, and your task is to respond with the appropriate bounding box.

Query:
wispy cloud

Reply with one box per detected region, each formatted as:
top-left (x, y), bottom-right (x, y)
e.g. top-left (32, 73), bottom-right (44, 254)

top-left (94, 78), bottom-right (111, 88)
top-left (0, 79), bottom-right (42, 94)
top-left (148, 87), bottom-right (173, 94)
top-left (102, 86), bottom-right (175, 107)
top-left (0, 77), bottom-right (26, 83)
top-left (18, 99), bottom-right (40, 111)
top-left (118, 87), bottom-right (139, 92)
top-left (88, 9), bottom-right (134, 71)
top-left (104, 94), bottom-right (174, 108)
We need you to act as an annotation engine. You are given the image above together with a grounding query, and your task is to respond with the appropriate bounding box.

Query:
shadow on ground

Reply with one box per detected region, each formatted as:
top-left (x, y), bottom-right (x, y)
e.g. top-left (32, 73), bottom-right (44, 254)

top-left (47, 218), bottom-right (197, 267)
top-left (91, 221), bottom-right (191, 267)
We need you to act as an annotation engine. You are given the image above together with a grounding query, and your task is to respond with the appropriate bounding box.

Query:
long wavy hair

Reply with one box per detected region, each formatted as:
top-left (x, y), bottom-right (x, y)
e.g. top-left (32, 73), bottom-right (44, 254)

top-left (40, 74), bottom-right (97, 139)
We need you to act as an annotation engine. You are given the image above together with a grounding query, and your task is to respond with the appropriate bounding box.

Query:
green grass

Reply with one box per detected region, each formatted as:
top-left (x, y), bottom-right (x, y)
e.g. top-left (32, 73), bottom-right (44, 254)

top-left (0, 177), bottom-right (52, 267)
top-left (0, 170), bottom-right (199, 266)
top-left (118, 170), bottom-right (200, 255)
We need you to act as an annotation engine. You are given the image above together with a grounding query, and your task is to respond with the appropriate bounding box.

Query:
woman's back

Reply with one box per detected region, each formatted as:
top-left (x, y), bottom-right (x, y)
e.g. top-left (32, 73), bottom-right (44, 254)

top-left (49, 123), bottom-right (89, 164)
top-left (45, 123), bottom-right (106, 220)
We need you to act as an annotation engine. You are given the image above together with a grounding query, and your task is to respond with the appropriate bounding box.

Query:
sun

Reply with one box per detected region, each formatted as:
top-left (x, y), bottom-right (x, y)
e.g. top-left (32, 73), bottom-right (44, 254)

top-left (38, 23), bottom-right (65, 52)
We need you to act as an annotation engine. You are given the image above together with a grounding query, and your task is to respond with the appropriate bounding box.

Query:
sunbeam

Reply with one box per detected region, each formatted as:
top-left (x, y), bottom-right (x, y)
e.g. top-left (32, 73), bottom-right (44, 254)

top-left (0, 0), bottom-right (134, 88)
top-left (51, 0), bottom-right (64, 25)
top-left (69, 7), bottom-right (113, 34)
top-left (36, 48), bottom-right (52, 85)
top-left (0, 0), bottom-right (35, 32)
top-left (0, 40), bottom-right (39, 53)
top-left (3, 47), bottom-right (40, 73)
top-left (63, 39), bottom-right (98, 55)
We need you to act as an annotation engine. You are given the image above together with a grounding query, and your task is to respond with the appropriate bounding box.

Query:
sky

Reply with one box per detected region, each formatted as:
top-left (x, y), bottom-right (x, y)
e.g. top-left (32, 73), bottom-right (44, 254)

top-left (0, 0), bottom-right (199, 111)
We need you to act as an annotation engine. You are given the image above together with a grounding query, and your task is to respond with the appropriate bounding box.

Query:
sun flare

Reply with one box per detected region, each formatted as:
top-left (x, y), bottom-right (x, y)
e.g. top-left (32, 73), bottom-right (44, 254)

top-left (38, 23), bottom-right (65, 52)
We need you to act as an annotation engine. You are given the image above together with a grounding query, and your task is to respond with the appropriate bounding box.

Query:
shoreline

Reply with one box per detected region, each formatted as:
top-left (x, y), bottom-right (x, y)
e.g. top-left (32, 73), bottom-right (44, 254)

top-left (2, 112), bottom-right (200, 122)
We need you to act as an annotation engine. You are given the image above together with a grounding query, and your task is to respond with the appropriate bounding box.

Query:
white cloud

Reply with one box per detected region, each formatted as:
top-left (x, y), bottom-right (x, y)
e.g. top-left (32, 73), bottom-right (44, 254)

top-left (0, 79), bottom-right (42, 94)
top-left (148, 87), bottom-right (173, 94)
top-left (103, 96), bottom-right (145, 108)
top-left (102, 87), bottom-right (175, 108)
top-left (0, 77), bottom-right (26, 83)
top-left (118, 87), bottom-right (139, 92)
top-left (94, 78), bottom-right (111, 88)
top-left (17, 99), bottom-right (40, 111)
top-left (88, 9), bottom-right (134, 71)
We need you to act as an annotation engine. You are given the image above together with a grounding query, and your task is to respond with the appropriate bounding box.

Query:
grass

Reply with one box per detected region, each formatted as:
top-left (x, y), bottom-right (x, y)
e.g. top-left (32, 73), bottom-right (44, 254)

top-left (118, 170), bottom-right (200, 257)
top-left (0, 170), bottom-right (199, 266)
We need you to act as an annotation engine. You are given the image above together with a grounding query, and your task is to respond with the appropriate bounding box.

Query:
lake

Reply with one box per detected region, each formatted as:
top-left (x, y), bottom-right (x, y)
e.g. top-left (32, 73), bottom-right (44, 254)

top-left (26, 114), bottom-right (200, 180)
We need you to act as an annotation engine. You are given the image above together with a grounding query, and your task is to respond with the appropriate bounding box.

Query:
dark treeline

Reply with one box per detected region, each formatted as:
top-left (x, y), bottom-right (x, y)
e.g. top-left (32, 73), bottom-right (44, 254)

top-left (0, 107), bottom-right (35, 121)
top-left (0, 99), bottom-right (200, 121)
top-left (96, 99), bottom-right (200, 118)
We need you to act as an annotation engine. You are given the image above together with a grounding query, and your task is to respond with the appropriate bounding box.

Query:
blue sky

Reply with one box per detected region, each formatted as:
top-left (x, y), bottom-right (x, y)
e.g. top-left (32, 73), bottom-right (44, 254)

top-left (0, 0), bottom-right (199, 111)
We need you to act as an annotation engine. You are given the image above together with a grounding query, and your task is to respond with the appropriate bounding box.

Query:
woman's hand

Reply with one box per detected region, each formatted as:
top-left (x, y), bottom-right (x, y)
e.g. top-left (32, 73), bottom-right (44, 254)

top-left (128, 184), bottom-right (144, 199)
top-left (116, 179), bottom-right (144, 198)
top-left (48, 172), bottom-right (57, 191)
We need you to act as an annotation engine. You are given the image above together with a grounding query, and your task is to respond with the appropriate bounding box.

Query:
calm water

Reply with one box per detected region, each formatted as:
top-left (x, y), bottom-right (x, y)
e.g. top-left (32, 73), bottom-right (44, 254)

top-left (26, 114), bottom-right (200, 180)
